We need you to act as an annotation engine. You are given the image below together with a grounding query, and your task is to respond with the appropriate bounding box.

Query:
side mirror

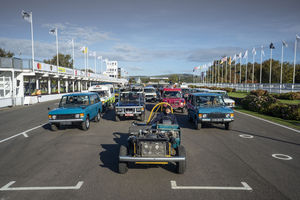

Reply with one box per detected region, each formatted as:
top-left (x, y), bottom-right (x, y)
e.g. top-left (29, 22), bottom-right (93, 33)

top-left (47, 107), bottom-right (50, 110)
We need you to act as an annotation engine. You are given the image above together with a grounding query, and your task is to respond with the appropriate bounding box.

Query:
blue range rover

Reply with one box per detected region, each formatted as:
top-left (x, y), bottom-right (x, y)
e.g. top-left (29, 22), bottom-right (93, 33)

top-left (187, 93), bottom-right (234, 130)
top-left (48, 93), bottom-right (102, 131)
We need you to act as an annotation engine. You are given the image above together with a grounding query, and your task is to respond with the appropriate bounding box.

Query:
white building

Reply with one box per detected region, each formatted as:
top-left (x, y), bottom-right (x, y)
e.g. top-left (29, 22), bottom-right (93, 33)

top-left (103, 61), bottom-right (119, 78)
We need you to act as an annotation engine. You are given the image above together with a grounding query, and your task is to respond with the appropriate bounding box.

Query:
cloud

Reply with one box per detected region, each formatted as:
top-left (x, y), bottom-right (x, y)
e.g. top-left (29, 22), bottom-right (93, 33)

top-left (186, 47), bottom-right (244, 62)
top-left (126, 66), bottom-right (143, 71)
top-left (42, 23), bottom-right (116, 44)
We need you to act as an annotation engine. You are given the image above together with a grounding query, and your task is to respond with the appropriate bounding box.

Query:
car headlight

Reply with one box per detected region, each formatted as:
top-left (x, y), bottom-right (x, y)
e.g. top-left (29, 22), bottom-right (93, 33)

top-left (226, 113), bottom-right (230, 118)
top-left (202, 114), bottom-right (207, 118)
top-left (80, 113), bottom-right (84, 118)
top-left (75, 114), bottom-right (80, 118)
top-left (116, 108), bottom-right (123, 112)
top-left (52, 115), bottom-right (57, 120)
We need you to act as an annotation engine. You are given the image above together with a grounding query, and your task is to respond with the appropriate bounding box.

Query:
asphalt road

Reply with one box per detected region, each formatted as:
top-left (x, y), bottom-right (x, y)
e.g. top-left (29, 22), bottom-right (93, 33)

top-left (0, 101), bottom-right (299, 200)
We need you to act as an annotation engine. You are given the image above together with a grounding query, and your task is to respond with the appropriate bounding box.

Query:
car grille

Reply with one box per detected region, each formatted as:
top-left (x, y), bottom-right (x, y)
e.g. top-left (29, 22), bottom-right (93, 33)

top-left (140, 141), bottom-right (167, 157)
top-left (125, 108), bottom-right (134, 112)
top-left (207, 113), bottom-right (225, 118)
top-left (56, 114), bottom-right (76, 119)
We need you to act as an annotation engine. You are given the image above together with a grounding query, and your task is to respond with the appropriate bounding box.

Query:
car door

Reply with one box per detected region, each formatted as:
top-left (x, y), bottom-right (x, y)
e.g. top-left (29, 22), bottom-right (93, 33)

top-left (89, 94), bottom-right (97, 119)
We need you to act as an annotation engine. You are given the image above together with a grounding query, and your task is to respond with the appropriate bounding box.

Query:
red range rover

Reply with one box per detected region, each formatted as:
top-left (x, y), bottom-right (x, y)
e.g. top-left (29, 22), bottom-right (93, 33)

top-left (161, 88), bottom-right (186, 112)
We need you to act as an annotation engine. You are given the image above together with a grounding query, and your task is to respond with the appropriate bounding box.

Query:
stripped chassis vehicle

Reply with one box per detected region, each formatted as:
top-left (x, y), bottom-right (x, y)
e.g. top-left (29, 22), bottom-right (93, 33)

top-left (118, 102), bottom-right (186, 174)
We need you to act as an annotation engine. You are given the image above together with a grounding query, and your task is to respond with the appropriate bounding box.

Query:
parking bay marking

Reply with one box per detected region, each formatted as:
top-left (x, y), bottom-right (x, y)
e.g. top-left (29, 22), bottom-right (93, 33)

top-left (0, 181), bottom-right (84, 191)
top-left (0, 123), bottom-right (47, 144)
top-left (170, 181), bottom-right (252, 191)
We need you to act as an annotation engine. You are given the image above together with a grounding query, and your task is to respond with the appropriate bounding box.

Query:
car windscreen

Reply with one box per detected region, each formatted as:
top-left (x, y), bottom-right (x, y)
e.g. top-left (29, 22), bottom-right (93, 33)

top-left (120, 92), bottom-right (142, 102)
top-left (195, 95), bottom-right (225, 106)
top-left (163, 91), bottom-right (182, 98)
top-left (144, 88), bottom-right (156, 93)
top-left (95, 90), bottom-right (109, 97)
top-left (181, 89), bottom-right (190, 93)
top-left (59, 95), bottom-right (89, 107)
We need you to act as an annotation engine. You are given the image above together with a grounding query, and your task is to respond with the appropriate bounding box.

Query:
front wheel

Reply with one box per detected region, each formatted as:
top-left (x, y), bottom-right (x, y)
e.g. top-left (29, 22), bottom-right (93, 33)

top-left (225, 122), bottom-right (231, 130)
top-left (118, 145), bottom-right (128, 174)
top-left (115, 115), bottom-right (120, 122)
top-left (138, 113), bottom-right (145, 121)
top-left (194, 118), bottom-right (201, 130)
top-left (176, 146), bottom-right (186, 174)
top-left (95, 111), bottom-right (101, 122)
top-left (81, 116), bottom-right (90, 131)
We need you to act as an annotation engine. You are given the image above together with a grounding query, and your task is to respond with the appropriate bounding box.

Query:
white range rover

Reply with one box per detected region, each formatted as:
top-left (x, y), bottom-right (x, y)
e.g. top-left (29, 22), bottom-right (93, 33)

top-left (208, 90), bottom-right (235, 108)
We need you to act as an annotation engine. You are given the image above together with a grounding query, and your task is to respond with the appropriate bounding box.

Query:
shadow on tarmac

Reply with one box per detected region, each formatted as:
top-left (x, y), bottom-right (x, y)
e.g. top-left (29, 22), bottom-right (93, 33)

top-left (231, 129), bottom-right (300, 146)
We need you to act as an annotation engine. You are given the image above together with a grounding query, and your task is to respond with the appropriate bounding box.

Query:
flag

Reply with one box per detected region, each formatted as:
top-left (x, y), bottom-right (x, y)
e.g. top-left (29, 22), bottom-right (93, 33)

top-left (228, 56), bottom-right (232, 65)
top-left (252, 48), bottom-right (256, 55)
top-left (232, 54), bottom-right (236, 61)
top-left (89, 51), bottom-right (96, 57)
top-left (261, 46), bottom-right (265, 57)
top-left (282, 40), bottom-right (288, 47)
top-left (97, 56), bottom-right (102, 60)
top-left (243, 50), bottom-right (248, 59)
top-left (49, 28), bottom-right (57, 35)
top-left (80, 46), bottom-right (87, 54)
top-left (220, 56), bottom-right (227, 64)
top-left (269, 43), bottom-right (275, 49)
top-left (296, 34), bottom-right (300, 40)
top-left (193, 66), bottom-right (200, 72)
top-left (21, 10), bottom-right (31, 23)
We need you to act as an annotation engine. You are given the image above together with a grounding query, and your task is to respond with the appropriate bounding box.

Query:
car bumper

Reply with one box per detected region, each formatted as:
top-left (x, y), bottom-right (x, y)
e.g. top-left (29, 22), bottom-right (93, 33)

top-left (200, 118), bottom-right (234, 123)
top-left (119, 156), bottom-right (185, 162)
top-left (49, 119), bottom-right (84, 123)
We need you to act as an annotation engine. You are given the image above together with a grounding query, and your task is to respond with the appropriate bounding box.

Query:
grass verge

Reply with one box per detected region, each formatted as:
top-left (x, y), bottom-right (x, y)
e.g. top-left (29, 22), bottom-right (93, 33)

top-left (235, 106), bottom-right (300, 131)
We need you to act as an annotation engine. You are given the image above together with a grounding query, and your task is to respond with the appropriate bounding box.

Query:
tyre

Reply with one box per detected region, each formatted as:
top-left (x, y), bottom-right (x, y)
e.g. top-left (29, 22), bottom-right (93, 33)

top-left (225, 122), bottom-right (231, 130)
top-left (81, 116), bottom-right (90, 131)
top-left (50, 123), bottom-right (58, 131)
top-left (176, 146), bottom-right (186, 174)
top-left (95, 111), bottom-right (101, 122)
top-left (194, 118), bottom-right (201, 130)
top-left (187, 113), bottom-right (193, 122)
top-left (118, 145), bottom-right (128, 174)
top-left (138, 113), bottom-right (145, 121)
top-left (115, 115), bottom-right (120, 122)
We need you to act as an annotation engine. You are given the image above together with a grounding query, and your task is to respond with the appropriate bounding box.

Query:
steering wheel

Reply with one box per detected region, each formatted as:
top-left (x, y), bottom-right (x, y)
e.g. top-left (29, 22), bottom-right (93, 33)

top-left (146, 102), bottom-right (174, 125)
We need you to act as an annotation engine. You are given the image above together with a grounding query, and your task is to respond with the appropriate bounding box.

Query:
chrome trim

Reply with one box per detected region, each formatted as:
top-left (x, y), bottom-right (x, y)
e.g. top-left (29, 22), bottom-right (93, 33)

top-left (49, 119), bottom-right (84, 123)
top-left (119, 156), bottom-right (185, 162)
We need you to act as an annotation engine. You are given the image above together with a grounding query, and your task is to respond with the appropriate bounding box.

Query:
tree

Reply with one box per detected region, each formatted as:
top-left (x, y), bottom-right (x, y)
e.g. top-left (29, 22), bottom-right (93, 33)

top-left (44, 53), bottom-right (73, 68)
top-left (0, 48), bottom-right (14, 58)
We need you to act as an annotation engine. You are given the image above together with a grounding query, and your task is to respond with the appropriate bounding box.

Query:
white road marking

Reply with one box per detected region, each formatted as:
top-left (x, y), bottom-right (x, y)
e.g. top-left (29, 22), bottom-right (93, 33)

top-left (0, 123), bottom-right (47, 144)
top-left (239, 134), bottom-right (254, 139)
top-left (272, 154), bottom-right (293, 161)
top-left (0, 181), bottom-right (84, 191)
top-left (235, 110), bottom-right (300, 134)
top-left (170, 180), bottom-right (253, 191)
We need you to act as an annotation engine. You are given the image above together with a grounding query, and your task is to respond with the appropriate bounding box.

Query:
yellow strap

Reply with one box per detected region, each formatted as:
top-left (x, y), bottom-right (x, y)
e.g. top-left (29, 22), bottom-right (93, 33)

top-left (146, 102), bottom-right (173, 124)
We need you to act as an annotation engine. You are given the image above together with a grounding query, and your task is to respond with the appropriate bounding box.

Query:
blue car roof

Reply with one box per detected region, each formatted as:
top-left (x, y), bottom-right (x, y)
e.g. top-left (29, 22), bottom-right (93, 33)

top-left (192, 93), bottom-right (222, 97)
top-left (62, 92), bottom-right (97, 97)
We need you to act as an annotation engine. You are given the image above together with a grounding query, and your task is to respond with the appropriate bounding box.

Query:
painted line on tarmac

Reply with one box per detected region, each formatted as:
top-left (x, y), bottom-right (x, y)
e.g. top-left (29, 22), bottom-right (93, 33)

top-left (0, 181), bottom-right (84, 191)
top-left (0, 123), bottom-right (47, 144)
top-left (272, 154), bottom-right (293, 161)
top-left (239, 134), bottom-right (254, 139)
top-left (170, 180), bottom-right (253, 191)
top-left (235, 110), bottom-right (300, 134)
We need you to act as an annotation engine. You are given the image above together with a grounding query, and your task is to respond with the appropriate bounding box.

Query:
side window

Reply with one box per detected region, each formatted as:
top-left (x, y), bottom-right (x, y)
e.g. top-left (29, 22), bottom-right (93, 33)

top-left (192, 96), bottom-right (195, 106)
top-left (94, 95), bottom-right (100, 103)
top-left (110, 88), bottom-right (113, 93)
top-left (90, 95), bottom-right (95, 104)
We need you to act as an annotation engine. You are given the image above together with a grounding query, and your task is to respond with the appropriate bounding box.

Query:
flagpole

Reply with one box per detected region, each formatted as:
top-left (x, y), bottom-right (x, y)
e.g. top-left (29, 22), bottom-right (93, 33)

top-left (269, 47), bottom-right (273, 90)
top-left (86, 47), bottom-right (88, 76)
top-left (240, 56), bottom-right (242, 84)
top-left (252, 52), bottom-right (255, 84)
top-left (72, 39), bottom-right (75, 69)
top-left (55, 28), bottom-right (59, 67)
top-left (245, 54), bottom-right (248, 84)
top-left (94, 53), bottom-right (96, 74)
top-left (280, 43), bottom-right (284, 93)
top-left (225, 60), bottom-right (227, 83)
top-left (292, 37), bottom-right (297, 92)
top-left (260, 46), bottom-right (263, 84)
top-left (234, 59), bottom-right (237, 84)
top-left (29, 12), bottom-right (35, 69)
top-left (229, 60), bottom-right (231, 84)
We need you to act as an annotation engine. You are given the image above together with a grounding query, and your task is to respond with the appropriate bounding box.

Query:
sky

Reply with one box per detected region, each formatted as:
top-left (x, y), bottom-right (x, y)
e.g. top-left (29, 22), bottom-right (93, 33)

top-left (0, 0), bottom-right (300, 76)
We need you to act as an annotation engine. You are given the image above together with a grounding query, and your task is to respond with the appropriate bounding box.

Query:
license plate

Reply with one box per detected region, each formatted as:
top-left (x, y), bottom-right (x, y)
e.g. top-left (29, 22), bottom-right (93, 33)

top-left (125, 113), bottom-right (134, 116)
top-left (211, 119), bottom-right (223, 122)
top-left (61, 121), bottom-right (72, 125)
